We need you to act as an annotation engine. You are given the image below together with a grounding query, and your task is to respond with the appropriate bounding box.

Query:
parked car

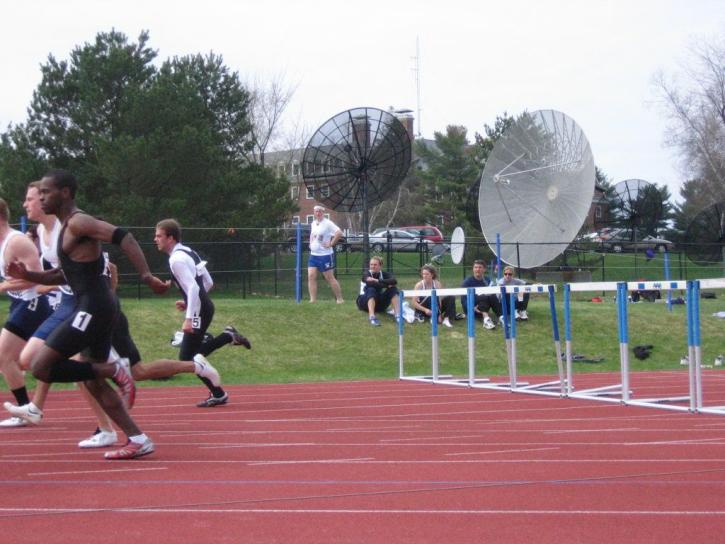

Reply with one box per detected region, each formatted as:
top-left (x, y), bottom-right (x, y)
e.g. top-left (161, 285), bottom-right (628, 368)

top-left (368, 229), bottom-right (430, 252)
top-left (397, 225), bottom-right (444, 244)
top-left (600, 230), bottom-right (673, 253)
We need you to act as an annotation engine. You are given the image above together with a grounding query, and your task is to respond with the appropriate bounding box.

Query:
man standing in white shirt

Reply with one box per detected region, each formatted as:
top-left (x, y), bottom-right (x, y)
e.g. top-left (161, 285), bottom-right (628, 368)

top-left (307, 205), bottom-right (344, 303)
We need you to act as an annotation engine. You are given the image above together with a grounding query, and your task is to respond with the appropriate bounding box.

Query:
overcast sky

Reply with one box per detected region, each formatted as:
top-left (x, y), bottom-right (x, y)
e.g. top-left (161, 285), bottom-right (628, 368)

top-left (1, 0), bottom-right (723, 201)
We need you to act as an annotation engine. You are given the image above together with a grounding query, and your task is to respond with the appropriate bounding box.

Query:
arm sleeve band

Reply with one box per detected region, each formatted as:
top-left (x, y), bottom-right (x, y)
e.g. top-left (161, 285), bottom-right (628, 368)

top-left (111, 227), bottom-right (129, 245)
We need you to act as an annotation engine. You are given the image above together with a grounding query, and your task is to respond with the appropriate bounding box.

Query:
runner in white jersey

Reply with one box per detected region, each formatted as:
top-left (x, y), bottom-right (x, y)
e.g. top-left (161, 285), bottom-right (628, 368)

top-left (0, 197), bottom-right (52, 427)
top-left (307, 205), bottom-right (344, 303)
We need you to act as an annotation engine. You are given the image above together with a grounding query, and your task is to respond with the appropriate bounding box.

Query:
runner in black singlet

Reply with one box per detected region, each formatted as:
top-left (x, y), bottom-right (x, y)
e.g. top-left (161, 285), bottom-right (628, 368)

top-left (7, 169), bottom-right (169, 460)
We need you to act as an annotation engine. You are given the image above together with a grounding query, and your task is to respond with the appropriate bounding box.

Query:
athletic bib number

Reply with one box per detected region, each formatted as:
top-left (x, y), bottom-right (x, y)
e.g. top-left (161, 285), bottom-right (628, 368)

top-left (191, 316), bottom-right (201, 329)
top-left (72, 311), bottom-right (92, 332)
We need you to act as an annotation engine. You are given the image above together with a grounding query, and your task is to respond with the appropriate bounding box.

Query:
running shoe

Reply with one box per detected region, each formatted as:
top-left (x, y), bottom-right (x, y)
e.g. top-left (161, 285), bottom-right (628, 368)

top-left (3, 401), bottom-right (43, 424)
top-left (104, 438), bottom-right (154, 460)
top-left (193, 354), bottom-right (221, 387)
top-left (483, 317), bottom-right (496, 330)
top-left (442, 317), bottom-right (453, 328)
top-left (111, 357), bottom-right (136, 409)
top-left (369, 316), bottom-right (381, 326)
top-left (196, 392), bottom-right (229, 408)
top-left (0, 416), bottom-right (28, 428)
top-left (79, 429), bottom-right (118, 448)
top-left (519, 310), bottom-right (529, 321)
top-left (224, 325), bottom-right (252, 349)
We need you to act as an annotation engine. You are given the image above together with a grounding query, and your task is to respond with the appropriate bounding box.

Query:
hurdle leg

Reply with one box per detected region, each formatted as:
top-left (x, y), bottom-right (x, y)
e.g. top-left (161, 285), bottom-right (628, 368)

top-left (398, 291), bottom-right (405, 379)
top-left (617, 282), bottom-right (630, 404)
top-left (563, 284), bottom-right (573, 396)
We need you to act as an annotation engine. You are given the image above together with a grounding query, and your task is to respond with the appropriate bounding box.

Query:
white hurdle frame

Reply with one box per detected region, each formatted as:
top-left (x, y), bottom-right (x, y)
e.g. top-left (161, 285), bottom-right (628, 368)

top-left (564, 278), bottom-right (725, 413)
top-left (398, 284), bottom-right (564, 395)
top-left (398, 287), bottom-right (490, 387)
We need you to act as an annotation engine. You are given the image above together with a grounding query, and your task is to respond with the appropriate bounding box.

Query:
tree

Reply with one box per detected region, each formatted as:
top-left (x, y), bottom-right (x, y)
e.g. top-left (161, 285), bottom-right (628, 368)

top-left (652, 37), bottom-right (725, 219)
top-left (0, 30), bottom-right (295, 233)
top-left (245, 73), bottom-right (298, 166)
top-left (414, 125), bottom-right (479, 233)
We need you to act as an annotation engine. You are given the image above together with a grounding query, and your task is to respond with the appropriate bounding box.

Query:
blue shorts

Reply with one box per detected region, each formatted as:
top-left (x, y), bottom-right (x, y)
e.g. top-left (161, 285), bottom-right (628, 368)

top-left (32, 292), bottom-right (76, 341)
top-left (308, 254), bottom-right (335, 272)
top-left (4, 296), bottom-right (53, 341)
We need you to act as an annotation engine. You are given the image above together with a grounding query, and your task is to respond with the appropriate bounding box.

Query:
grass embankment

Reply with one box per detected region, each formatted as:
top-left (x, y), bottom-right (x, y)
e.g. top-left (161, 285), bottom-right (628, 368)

top-left (1, 286), bottom-right (723, 391)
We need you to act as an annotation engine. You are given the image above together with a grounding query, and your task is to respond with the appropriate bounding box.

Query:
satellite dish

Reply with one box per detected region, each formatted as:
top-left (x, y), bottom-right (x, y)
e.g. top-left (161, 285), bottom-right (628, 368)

top-left (477, 110), bottom-right (595, 269)
top-left (302, 107), bottom-right (411, 264)
top-left (610, 179), bottom-right (664, 235)
top-left (684, 200), bottom-right (724, 265)
top-left (450, 226), bottom-right (465, 264)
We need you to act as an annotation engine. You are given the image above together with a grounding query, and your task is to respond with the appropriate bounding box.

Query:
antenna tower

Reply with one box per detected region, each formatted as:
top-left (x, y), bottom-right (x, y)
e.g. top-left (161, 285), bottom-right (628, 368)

top-left (412, 37), bottom-right (422, 138)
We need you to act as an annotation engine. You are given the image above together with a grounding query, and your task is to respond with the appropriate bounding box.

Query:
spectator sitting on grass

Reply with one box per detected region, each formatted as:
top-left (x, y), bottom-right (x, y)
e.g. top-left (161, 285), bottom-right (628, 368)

top-left (412, 264), bottom-right (456, 328)
top-left (460, 259), bottom-right (502, 329)
top-left (497, 265), bottom-right (529, 321)
top-left (356, 256), bottom-right (400, 326)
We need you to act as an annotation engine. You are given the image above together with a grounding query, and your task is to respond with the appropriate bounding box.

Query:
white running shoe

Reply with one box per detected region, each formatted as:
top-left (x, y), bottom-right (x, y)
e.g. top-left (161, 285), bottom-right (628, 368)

top-left (442, 317), bottom-right (453, 328)
top-left (483, 317), bottom-right (496, 330)
top-left (78, 429), bottom-right (118, 448)
top-left (193, 354), bottom-right (221, 387)
top-left (519, 310), bottom-right (529, 321)
top-left (3, 401), bottom-right (43, 425)
top-left (0, 417), bottom-right (28, 428)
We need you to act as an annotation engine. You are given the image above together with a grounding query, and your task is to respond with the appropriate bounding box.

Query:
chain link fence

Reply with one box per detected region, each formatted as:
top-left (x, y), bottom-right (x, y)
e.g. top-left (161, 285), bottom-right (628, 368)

top-left (103, 227), bottom-right (724, 300)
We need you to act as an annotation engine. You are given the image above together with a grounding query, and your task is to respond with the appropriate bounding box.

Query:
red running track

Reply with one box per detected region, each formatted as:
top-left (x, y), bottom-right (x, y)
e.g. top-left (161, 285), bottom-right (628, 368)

top-left (1, 374), bottom-right (725, 543)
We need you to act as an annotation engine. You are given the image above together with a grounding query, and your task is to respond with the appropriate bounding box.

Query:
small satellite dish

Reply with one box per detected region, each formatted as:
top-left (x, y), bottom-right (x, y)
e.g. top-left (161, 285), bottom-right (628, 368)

top-left (478, 110), bottom-right (595, 269)
top-left (450, 226), bottom-right (465, 264)
top-left (684, 200), bottom-right (724, 265)
top-left (610, 179), bottom-right (664, 235)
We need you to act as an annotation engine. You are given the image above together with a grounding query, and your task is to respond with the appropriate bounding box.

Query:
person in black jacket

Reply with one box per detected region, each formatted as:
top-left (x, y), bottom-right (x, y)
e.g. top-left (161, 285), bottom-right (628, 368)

top-left (356, 256), bottom-right (400, 326)
top-left (460, 260), bottom-right (502, 329)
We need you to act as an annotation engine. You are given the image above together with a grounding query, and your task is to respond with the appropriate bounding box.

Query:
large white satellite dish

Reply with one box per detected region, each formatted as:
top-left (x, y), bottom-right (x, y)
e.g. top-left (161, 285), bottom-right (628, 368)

top-left (478, 110), bottom-right (595, 269)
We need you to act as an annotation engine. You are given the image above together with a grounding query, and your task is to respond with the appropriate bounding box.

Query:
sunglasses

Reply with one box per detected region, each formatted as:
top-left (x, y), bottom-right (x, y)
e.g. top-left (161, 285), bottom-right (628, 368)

top-left (504, 272), bottom-right (513, 276)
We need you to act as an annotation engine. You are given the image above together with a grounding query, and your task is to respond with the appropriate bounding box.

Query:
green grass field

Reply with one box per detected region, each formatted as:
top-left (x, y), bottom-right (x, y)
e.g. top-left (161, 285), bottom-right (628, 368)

top-left (2, 289), bottom-right (722, 392)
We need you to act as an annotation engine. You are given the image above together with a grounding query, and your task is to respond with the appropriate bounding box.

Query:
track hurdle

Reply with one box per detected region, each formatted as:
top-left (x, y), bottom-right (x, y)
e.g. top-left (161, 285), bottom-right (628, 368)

top-left (471, 284), bottom-right (565, 396)
top-left (564, 279), bottom-right (722, 412)
top-left (398, 284), bottom-right (564, 395)
top-left (398, 287), bottom-right (491, 387)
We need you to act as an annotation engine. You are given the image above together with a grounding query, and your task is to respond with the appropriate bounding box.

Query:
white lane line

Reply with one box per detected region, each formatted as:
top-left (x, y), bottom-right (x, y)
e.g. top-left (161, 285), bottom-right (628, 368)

top-left (3, 458), bottom-right (725, 464)
top-left (248, 457), bottom-right (375, 466)
top-left (28, 467), bottom-right (168, 476)
top-left (446, 447), bottom-right (560, 457)
top-left (624, 438), bottom-right (725, 446)
top-left (0, 507), bottom-right (723, 516)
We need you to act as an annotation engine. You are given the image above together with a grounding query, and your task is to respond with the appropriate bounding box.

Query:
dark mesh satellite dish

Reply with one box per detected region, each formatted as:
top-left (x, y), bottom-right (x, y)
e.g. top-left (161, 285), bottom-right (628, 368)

top-left (610, 179), bottom-right (664, 235)
top-left (302, 107), bottom-right (411, 211)
top-left (302, 107), bottom-right (411, 263)
top-left (477, 110), bottom-right (595, 269)
top-left (684, 200), bottom-right (724, 265)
